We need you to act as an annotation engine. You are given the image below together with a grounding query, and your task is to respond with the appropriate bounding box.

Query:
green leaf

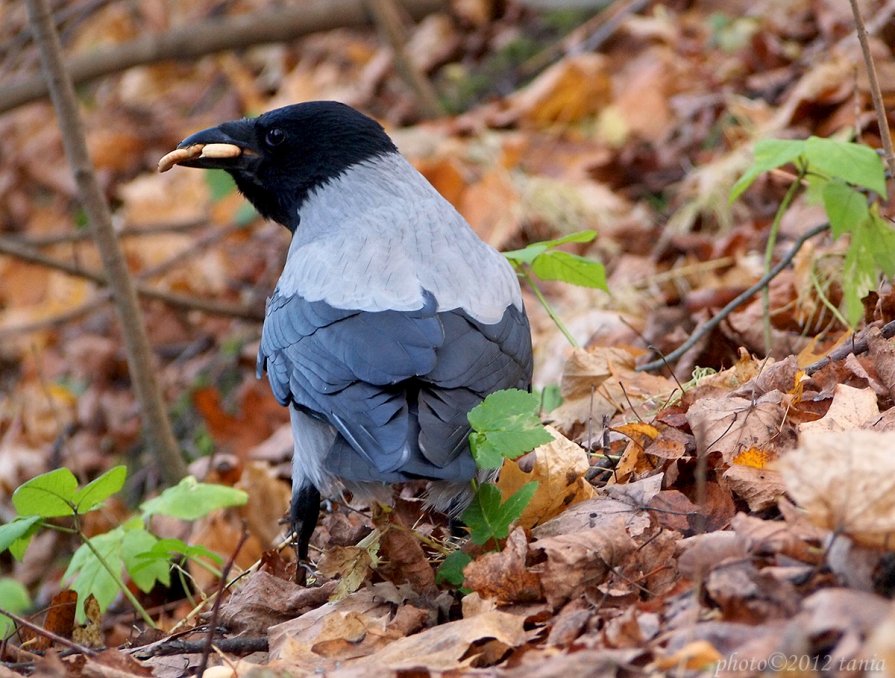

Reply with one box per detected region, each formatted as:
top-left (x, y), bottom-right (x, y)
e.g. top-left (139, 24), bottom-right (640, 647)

top-left (730, 139), bottom-right (806, 201)
top-left (135, 538), bottom-right (224, 567)
top-left (205, 169), bottom-right (236, 201)
top-left (467, 389), bottom-right (553, 470)
top-left (65, 526), bottom-right (127, 621)
top-left (503, 230), bottom-right (597, 266)
top-left (0, 516), bottom-right (41, 558)
top-left (531, 250), bottom-right (607, 289)
top-left (805, 136), bottom-right (887, 197)
top-left (839, 207), bottom-right (895, 326)
top-left (121, 528), bottom-right (170, 592)
top-left (462, 482), bottom-right (537, 545)
top-left (436, 551), bottom-right (472, 587)
top-left (140, 476), bottom-right (247, 520)
top-left (73, 466), bottom-right (127, 514)
top-left (537, 384), bottom-right (563, 413)
top-left (867, 207), bottom-right (895, 277)
top-left (12, 468), bottom-right (78, 517)
top-left (535, 230), bottom-right (598, 248)
top-left (822, 181), bottom-right (869, 239)
top-left (0, 578), bottom-right (31, 640)
top-left (503, 243), bottom-right (548, 265)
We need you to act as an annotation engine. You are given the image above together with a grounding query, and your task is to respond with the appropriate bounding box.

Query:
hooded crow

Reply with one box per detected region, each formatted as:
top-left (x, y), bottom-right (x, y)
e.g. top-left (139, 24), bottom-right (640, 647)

top-left (160, 101), bottom-right (532, 571)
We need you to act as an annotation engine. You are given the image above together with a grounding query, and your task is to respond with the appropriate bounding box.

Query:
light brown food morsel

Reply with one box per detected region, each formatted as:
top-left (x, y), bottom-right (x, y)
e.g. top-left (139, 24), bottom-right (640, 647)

top-left (157, 144), bottom-right (203, 173)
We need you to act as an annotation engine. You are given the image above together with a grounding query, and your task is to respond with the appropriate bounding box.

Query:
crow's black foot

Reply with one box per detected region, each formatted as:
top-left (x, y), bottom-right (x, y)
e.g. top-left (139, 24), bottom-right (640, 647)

top-left (290, 483), bottom-right (321, 585)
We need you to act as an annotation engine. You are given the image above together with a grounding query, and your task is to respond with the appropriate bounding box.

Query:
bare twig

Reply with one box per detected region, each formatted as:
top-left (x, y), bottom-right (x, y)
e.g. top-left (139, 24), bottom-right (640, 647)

top-left (365, 0), bottom-right (444, 118)
top-left (132, 636), bottom-right (268, 659)
top-left (2, 0), bottom-right (444, 115)
top-left (849, 0), bottom-right (895, 180)
top-left (196, 529), bottom-right (249, 678)
top-left (637, 223), bottom-right (831, 372)
top-left (519, 0), bottom-right (651, 79)
top-left (0, 236), bottom-right (265, 321)
top-left (25, 0), bottom-right (187, 484)
top-left (11, 219), bottom-right (206, 248)
top-left (804, 320), bottom-right (895, 375)
top-left (0, 607), bottom-right (98, 657)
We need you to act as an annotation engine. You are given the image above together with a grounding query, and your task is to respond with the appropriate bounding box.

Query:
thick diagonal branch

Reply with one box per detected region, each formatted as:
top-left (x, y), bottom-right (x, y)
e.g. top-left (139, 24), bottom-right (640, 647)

top-left (25, 0), bottom-right (187, 484)
top-left (3, 0), bottom-right (444, 114)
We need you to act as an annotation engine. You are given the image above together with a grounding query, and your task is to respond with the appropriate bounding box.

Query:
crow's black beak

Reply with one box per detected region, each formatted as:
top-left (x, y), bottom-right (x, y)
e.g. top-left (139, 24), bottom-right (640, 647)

top-left (158, 119), bottom-right (260, 173)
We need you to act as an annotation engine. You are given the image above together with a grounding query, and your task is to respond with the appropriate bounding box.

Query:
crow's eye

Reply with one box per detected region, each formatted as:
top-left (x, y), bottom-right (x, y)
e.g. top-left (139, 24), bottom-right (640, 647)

top-left (265, 128), bottom-right (286, 147)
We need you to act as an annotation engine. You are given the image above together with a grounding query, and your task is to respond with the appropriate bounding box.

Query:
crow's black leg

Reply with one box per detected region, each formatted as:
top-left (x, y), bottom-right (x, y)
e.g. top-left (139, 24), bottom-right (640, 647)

top-left (290, 483), bottom-right (321, 584)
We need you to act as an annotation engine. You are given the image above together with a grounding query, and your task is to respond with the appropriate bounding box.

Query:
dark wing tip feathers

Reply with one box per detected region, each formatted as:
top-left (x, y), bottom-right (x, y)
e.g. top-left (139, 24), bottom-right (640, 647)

top-left (258, 289), bottom-right (532, 483)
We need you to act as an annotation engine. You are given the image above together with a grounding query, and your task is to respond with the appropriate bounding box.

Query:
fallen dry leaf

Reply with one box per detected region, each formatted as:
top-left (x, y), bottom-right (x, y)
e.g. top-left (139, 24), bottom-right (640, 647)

top-left (722, 464), bottom-right (785, 511)
top-left (551, 347), bottom-right (676, 438)
top-left (218, 570), bottom-right (336, 635)
top-left (269, 588), bottom-right (397, 669)
top-left (336, 609), bottom-right (530, 673)
top-left (464, 528), bottom-right (542, 604)
top-left (374, 507), bottom-right (436, 594)
top-left (496, 426), bottom-right (595, 529)
top-left (688, 390), bottom-right (791, 463)
top-left (798, 382), bottom-right (880, 434)
top-left (781, 429), bottom-right (895, 548)
top-left (533, 513), bottom-right (638, 608)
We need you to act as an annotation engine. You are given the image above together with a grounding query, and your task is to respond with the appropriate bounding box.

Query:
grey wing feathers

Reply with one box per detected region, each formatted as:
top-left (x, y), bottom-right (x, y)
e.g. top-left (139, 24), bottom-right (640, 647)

top-left (258, 290), bottom-right (532, 482)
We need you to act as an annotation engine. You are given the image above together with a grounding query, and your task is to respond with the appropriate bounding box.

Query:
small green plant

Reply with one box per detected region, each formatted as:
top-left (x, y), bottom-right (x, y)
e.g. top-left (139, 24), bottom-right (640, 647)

top-left (437, 233), bottom-right (605, 587)
top-left (504, 229), bottom-right (607, 347)
top-left (436, 389), bottom-right (551, 587)
top-left (732, 136), bottom-right (891, 328)
top-left (0, 467), bottom-right (246, 627)
top-left (0, 578), bottom-right (31, 640)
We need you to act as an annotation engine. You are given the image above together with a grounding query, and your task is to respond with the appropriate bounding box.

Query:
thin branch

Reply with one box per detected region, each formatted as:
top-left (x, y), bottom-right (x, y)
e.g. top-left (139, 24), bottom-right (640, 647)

top-left (0, 607), bottom-right (97, 657)
top-left (25, 0), bottom-right (187, 484)
top-left (637, 222), bottom-right (831, 373)
top-left (849, 0), bottom-right (895, 181)
top-left (1, 0), bottom-right (444, 115)
top-left (0, 236), bottom-right (265, 321)
top-left (519, 0), bottom-right (650, 79)
top-left (132, 636), bottom-right (268, 659)
top-left (196, 528), bottom-right (249, 678)
top-left (365, 0), bottom-right (445, 118)
top-left (11, 218), bottom-right (206, 248)
top-left (804, 320), bottom-right (895, 375)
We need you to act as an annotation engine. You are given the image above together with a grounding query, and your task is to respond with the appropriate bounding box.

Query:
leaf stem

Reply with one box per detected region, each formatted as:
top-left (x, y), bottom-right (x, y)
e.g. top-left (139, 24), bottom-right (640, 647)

top-left (520, 267), bottom-right (579, 348)
top-left (76, 526), bottom-right (157, 629)
top-left (761, 174), bottom-right (803, 353)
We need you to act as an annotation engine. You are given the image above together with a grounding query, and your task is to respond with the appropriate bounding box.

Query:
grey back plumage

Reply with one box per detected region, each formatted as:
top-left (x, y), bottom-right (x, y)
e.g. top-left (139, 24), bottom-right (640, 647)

top-left (257, 151), bottom-right (532, 490)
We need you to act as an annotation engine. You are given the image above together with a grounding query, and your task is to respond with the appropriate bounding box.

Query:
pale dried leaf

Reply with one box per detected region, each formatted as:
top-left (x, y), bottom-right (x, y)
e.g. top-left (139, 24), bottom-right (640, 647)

top-left (688, 390), bottom-right (789, 463)
top-left (497, 426), bottom-right (595, 529)
top-left (797, 383), bottom-right (880, 435)
top-left (781, 430), bottom-right (895, 547)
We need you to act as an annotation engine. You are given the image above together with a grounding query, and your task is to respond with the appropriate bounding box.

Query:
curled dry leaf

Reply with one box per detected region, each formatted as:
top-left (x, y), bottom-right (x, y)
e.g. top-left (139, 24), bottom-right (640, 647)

top-left (722, 464), bottom-right (785, 512)
top-left (268, 588), bottom-right (398, 668)
top-left (464, 528), bottom-right (543, 605)
top-left (797, 383), bottom-right (880, 435)
top-left (374, 508), bottom-right (436, 594)
top-left (687, 390), bottom-right (791, 464)
top-left (781, 430), bottom-right (895, 548)
top-left (496, 426), bottom-right (596, 530)
top-left (550, 347), bottom-right (676, 438)
top-left (218, 570), bottom-right (336, 635)
top-left (317, 544), bottom-right (377, 601)
top-left (327, 609), bottom-right (530, 673)
top-left (533, 513), bottom-right (638, 608)
top-left (705, 560), bottom-right (800, 623)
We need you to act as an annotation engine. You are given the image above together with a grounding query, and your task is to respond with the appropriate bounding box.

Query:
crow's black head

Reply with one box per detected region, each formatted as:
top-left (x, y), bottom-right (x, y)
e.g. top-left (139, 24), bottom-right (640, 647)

top-left (160, 101), bottom-right (398, 230)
